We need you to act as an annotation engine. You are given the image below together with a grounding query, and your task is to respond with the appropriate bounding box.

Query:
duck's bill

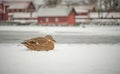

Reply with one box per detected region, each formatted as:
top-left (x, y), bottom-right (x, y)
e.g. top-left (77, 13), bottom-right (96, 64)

top-left (21, 41), bottom-right (27, 44)
top-left (21, 42), bottom-right (25, 44)
top-left (53, 39), bottom-right (56, 42)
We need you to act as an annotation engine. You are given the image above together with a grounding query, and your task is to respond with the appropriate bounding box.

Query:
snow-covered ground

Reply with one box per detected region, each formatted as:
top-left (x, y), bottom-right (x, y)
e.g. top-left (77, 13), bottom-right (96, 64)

top-left (0, 25), bottom-right (120, 74)
top-left (0, 26), bottom-right (120, 35)
top-left (0, 43), bottom-right (120, 74)
top-left (0, 25), bottom-right (120, 44)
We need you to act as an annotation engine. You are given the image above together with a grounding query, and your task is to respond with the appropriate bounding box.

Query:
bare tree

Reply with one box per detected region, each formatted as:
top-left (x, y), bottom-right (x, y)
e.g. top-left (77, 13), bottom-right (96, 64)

top-left (65, 0), bottom-right (72, 7)
top-left (44, 0), bottom-right (62, 7)
top-left (94, 0), bottom-right (120, 11)
top-left (92, 0), bottom-right (120, 18)
top-left (104, 0), bottom-right (120, 11)
top-left (88, 0), bottom-right (98, 4)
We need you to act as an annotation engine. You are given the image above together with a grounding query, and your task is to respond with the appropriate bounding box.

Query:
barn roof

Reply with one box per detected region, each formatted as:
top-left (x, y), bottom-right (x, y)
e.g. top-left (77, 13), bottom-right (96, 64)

top-left (73, 5), bottom-right (94, 14)
top-left (36, 7), bottom-right (74, 17)
top-left (3, 1), bottom-right (34, 9)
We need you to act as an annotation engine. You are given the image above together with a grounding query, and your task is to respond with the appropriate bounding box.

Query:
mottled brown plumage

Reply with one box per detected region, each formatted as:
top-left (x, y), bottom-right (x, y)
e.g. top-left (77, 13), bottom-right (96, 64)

top-left (22, 35), bottom-right (56, 51)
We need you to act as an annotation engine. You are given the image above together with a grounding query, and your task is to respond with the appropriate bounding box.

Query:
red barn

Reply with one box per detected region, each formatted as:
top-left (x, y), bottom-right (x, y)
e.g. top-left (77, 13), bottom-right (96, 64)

top-left (37, 7), bottom-right (77, 26)
top-left (0, 2), bottom-right (8, 21)
top-left (2, 1), bottom-right (36, 23)
top-left (3, 1), bottom-right (36, 13)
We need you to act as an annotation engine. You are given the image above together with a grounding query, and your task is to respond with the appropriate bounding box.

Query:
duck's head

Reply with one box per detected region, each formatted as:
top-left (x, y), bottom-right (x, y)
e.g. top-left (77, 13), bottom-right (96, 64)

top-left (45, 35), bottom-right (56, 42)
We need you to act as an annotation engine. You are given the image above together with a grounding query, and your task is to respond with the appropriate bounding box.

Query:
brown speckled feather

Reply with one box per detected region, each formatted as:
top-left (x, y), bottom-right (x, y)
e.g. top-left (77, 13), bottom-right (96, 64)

top-left (22, 35), bottom-right (56, 51)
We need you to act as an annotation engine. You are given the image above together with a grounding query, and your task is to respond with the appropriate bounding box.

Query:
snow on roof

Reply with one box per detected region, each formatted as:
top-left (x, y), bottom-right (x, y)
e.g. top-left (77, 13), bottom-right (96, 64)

top-left (3, 1), bottom-right (32, 9)
top-left (74, 5), bottom-right (94, 12)
top-left (36, 7), bottom-right (73, 17)
top-left (74, 7), bottom-right (88, 13)
top-left (9, 3), bottom-right (29, 9)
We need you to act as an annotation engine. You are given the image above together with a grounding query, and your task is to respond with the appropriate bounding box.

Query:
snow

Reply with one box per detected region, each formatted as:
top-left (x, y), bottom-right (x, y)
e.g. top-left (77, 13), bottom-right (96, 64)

top-left (89, 12), bottom-right (120, 18)
top-left (0, 43), bottom-right (120, 74)
top-left (9, 12), bottom-right (36, 18)
top-left (0, 25), bottom-right (120, 74)
top-left (6, 2), bottom-right (29, 9)
top-left (0, 26), bottom-right (120, 35)
top-left (36, 7), bottom-right (72, 17)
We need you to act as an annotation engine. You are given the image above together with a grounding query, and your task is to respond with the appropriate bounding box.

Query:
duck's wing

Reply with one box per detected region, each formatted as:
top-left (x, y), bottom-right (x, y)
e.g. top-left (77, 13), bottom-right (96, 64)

top-left (29, 37), bottom-right (48, 44)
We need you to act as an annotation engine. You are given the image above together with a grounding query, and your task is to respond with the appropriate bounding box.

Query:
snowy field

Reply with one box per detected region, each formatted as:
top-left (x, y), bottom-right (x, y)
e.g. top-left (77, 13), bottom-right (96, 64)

top-left (0, 43), bottom-right (120, 74)
top-left (0, 25), bottom-right (120, 74)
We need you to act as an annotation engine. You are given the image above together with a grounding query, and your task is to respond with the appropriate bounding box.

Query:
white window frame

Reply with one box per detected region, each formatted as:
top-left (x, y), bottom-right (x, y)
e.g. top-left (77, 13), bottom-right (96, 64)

top-left (45, 18), bottom-right (49, 22)
top-left (55, 17), bottom-right (59, 22)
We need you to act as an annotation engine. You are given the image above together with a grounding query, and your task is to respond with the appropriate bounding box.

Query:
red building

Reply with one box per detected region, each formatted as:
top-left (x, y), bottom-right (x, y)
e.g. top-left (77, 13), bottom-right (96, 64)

top-left (37, 7), bottom-right (77, 26)
top-left (2, 1), bottom-right (36, 23)
top-left (4, 1), bottom-right (36, 13)
top-left (0, 2), bottom-right (8, 21)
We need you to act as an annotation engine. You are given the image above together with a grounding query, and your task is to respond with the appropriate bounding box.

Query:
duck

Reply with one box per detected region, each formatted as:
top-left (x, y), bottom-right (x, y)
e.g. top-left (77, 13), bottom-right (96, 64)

top-left (21, 35), bottom-right (56, 51)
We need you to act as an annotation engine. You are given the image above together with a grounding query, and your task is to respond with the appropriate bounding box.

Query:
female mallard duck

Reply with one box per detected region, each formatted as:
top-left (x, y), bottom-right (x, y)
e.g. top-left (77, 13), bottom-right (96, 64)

top-left (22, 35), bottom-right (56, 51)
